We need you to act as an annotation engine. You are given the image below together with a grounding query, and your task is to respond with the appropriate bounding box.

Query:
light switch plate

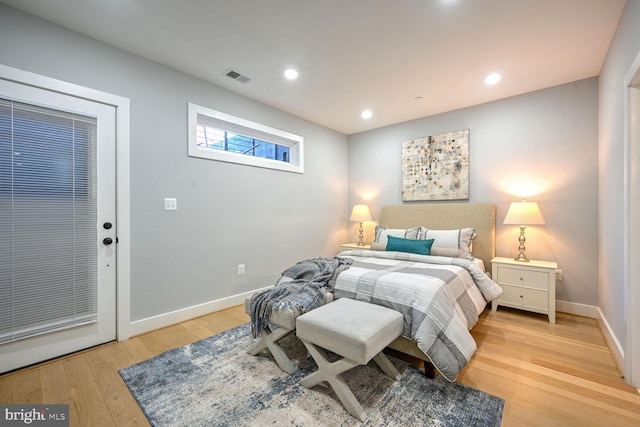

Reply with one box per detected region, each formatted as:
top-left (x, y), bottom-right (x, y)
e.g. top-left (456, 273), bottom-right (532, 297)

top-left (164, 198), bottom-right (177, 211)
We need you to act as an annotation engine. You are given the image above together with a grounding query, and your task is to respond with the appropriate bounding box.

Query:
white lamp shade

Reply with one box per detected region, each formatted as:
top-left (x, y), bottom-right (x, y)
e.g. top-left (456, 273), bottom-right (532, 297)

top-left (503, 201), bottom-right (545, 225)
top-left (350, 204), bottom-right (372, 222)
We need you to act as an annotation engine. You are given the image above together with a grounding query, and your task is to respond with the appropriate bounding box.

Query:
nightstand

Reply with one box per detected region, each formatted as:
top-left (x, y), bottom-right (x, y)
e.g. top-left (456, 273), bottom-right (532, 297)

top-left (339, 243), bottom-right (371, 253)
top-left (491, 256), bottom-right (557, 323)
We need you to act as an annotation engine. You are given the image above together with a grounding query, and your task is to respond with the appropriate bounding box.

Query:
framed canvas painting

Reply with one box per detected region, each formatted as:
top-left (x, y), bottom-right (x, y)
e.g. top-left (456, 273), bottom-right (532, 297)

top-left (401, 129), bottom-right (469, 201)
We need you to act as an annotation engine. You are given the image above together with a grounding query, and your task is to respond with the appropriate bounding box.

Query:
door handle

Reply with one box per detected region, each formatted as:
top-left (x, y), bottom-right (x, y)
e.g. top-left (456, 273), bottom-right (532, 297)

top-left (103, 237), bottom-right (113, 245)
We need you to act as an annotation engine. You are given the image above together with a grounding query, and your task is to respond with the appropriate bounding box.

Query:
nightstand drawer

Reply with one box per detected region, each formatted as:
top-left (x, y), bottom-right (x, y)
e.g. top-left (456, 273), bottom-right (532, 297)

top-left (496, 266), bottom-right (549, 290)
top-left (499, 284), bottom-right (549, 311)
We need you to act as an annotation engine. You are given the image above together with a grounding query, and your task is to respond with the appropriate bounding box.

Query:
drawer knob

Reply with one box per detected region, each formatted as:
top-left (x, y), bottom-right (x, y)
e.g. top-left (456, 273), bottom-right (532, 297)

top-left (519, 277), bottom-right (524, 281)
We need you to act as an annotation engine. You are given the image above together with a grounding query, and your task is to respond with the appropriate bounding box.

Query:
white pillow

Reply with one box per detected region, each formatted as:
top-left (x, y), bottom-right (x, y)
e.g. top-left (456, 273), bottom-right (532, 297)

top-left (429, 247), bottom-right (463, 258)
top-left (371, 226), bottom-right (424, 250)
top-left (423, 228), bottom-right (475, 260)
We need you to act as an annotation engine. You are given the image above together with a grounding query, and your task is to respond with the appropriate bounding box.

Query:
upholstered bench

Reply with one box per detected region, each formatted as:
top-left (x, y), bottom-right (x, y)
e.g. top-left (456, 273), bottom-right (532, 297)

top-left (245, 292), bottom-right (335, 374)
top-left (244, 296), bottom-right (298, 374)
top-left (296, 298), bottom-right (403, 422)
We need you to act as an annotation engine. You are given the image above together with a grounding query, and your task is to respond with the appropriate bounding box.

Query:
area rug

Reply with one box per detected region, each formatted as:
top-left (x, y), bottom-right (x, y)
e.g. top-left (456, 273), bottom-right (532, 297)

top-left (119, 323), bottom-right (504, 426)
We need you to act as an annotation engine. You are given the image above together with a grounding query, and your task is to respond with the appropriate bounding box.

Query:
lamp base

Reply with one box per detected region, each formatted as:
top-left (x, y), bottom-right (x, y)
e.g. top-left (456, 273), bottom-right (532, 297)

top-left (357, 222), bottom-right (365, 246)
top-left (514, 225), bottom-right (530, 262)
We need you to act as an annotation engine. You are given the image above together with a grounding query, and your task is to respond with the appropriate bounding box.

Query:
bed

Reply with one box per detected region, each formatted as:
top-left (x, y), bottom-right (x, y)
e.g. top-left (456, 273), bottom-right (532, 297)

top-left (333, 203), bottom-right (500, 381)
top-left (248, 202), bottom-right (501, 381)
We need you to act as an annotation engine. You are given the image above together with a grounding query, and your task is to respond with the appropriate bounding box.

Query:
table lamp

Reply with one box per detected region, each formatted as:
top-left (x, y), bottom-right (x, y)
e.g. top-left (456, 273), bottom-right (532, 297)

top-left (350, 204), bottom-right (372, 246)
top-left (503, 200), bottom-right (545, 262)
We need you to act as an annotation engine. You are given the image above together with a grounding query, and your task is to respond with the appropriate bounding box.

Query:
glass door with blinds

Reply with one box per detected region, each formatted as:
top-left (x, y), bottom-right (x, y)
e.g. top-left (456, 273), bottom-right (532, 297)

top-left (0, 79), bottom-right (116, 373)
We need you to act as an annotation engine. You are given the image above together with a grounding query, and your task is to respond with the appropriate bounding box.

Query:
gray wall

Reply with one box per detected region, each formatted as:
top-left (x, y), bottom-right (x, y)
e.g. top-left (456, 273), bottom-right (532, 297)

top-left (598, 0), bottom-right (640, 355)
top-left (348, 78), bottom-right (599, 306)
top-left (0, 4), bottom-right (349, 321)
top-left (1, 2), bottom-right (625, 333)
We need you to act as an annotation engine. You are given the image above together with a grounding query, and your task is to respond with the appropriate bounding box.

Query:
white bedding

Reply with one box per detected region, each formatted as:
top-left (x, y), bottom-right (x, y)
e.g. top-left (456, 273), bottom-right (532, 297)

top-left (472, 257), bottom-right (486, 272)
top-left (338, 249), bottom-right (487, 272)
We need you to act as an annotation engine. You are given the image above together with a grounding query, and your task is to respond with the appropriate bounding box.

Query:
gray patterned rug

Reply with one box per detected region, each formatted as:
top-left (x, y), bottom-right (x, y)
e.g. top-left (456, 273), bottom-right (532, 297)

top-left (119, 323), bottom-right (503, 426)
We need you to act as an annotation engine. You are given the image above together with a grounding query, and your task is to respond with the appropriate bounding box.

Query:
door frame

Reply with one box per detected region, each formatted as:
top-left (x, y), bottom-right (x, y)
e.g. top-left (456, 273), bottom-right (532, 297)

top-left (0, 64), bottom-right (131, 341)
top-left (624, 50), bottom-right (640, 388)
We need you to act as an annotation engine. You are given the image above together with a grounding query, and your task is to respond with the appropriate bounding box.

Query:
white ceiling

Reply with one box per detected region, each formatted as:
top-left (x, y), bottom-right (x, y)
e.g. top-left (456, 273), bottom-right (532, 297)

top-left (1, 0), bottom-right (627, 135)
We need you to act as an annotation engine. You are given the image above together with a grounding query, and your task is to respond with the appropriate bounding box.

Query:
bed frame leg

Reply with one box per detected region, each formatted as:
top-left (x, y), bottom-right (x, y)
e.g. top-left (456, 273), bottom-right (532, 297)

top-left (424, 362), bottom-right (435, 379)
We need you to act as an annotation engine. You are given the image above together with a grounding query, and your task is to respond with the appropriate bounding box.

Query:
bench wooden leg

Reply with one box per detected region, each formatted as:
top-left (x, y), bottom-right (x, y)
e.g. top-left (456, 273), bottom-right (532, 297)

top-left (247, 326), bottom-right (296, 374)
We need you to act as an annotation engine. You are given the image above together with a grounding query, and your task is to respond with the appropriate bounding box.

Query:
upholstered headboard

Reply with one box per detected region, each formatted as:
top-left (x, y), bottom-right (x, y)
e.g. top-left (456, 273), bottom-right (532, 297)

top-left (378, 203), bottom-right (496, 270)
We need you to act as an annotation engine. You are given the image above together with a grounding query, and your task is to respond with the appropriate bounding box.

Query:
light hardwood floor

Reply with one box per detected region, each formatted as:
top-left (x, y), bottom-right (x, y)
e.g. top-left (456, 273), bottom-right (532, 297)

top-left (1, 305), bottom-right (639, 426)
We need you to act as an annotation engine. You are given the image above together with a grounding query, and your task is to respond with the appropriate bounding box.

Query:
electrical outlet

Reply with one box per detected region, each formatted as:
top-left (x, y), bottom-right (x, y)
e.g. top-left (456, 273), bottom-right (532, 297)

top-left (238, 264), bottom-right (245, 275)
top-left (555, 268), bottom-right (563, 281)
top-left (164, 198), bottom-right (177, 211)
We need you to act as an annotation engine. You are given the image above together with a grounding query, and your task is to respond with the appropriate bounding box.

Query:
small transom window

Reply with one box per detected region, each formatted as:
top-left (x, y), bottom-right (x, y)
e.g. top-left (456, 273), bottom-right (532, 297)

top-left (188, 103), bottom-right (303, 173)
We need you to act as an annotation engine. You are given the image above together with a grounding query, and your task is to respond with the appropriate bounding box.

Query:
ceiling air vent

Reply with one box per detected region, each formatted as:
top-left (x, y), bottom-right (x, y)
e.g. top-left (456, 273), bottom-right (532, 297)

top-left (225, 69), bottom-right (251, 84)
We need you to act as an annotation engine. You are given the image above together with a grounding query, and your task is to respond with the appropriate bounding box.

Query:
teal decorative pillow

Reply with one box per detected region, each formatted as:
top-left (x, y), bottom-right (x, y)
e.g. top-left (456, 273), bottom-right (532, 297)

top-left (386, 236), bottom-right (434, 255)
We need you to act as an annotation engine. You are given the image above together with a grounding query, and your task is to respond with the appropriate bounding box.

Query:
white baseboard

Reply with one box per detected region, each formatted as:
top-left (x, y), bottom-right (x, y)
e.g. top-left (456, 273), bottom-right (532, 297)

top-left (596, 307), bottom-right (625, 375)
top-left (128, 286), bottom-right (272, 337)
top-left (556, 300), bottom-right (625, 376)
top-left (556, 300), bottom-right (599, 318)
top-left (551, 300), bottom-right (625, 376)
top-left (126, 295), bottom-right (627, 377)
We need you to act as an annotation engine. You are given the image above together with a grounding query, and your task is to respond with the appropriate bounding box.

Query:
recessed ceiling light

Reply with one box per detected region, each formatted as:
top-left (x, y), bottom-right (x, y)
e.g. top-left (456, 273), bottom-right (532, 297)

top-left (284, 68), bottom-right (298, 80)
top-left (361, 110), bottom-right (373, 119)
top-left (484, 73), bottom-right (502, 85)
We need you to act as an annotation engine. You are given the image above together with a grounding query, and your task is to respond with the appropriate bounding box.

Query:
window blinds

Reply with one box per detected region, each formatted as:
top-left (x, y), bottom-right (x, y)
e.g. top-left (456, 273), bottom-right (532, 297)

top-left (0, 98), bottom-right (98, 344)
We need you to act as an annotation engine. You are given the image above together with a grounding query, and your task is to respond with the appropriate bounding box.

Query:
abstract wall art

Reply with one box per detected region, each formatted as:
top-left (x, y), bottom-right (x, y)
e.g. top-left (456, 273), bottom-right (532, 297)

top-left (401, 129), bottom-right (470, 201)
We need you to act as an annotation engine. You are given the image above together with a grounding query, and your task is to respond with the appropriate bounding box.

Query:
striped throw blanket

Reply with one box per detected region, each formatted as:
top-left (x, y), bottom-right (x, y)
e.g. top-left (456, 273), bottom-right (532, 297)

top-left (249, 257), bottom-right (352, 338)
